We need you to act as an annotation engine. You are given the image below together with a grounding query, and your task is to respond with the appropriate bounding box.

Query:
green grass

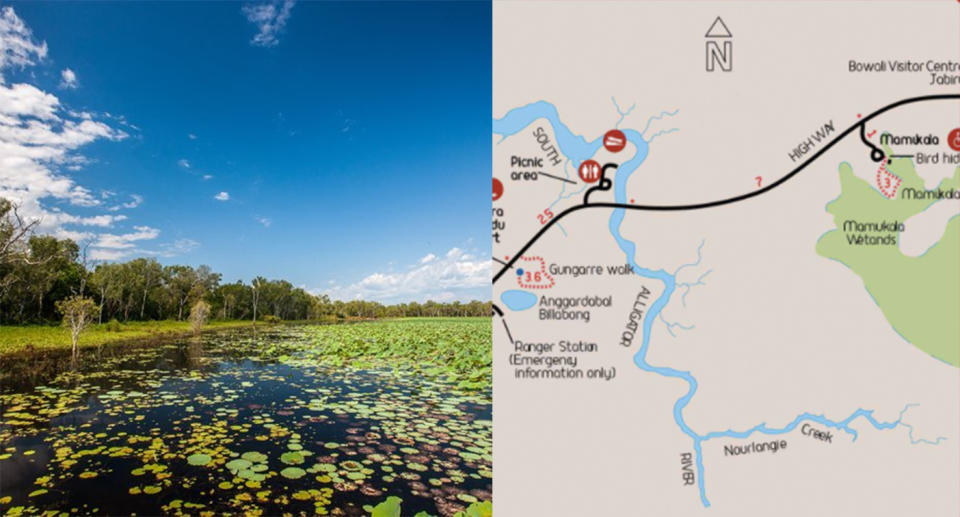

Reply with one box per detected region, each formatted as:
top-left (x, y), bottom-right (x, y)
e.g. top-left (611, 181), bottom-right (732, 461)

top-left (0, 320), bottom-right (253, 356)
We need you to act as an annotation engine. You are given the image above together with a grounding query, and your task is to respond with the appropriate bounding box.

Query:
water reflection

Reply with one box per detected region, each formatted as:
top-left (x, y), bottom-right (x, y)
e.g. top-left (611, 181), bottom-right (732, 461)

top-left (0, 325), bottom-right (492, 516)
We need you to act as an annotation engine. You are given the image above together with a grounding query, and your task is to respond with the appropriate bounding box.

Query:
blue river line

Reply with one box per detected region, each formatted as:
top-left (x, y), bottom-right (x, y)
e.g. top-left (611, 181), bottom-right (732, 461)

top-left (494, 102), bottom-right (928, 508)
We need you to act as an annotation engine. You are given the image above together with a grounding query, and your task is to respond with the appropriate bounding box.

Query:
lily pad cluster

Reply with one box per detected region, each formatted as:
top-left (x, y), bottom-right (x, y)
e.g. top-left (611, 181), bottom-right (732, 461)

top-left (0, 322), bottom-right (491, 516)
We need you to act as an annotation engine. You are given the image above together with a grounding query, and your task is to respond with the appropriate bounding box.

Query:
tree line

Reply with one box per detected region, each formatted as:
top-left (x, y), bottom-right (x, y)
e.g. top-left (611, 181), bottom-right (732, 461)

top-left (0, 199), bottom-right (491, 325)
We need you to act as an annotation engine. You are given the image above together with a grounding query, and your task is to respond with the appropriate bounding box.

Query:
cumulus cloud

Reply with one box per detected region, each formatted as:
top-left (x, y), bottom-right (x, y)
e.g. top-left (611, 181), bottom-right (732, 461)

top-left (0, 6), bottom-right (47, 69)
top-left (214, 191), bottom-right (230, 201)
top-left (88, 225), bottom-right (161, 260)
top-left (59, 67), bottom-right (77, 89)
top-left (93, 225), bottom-right (160, 250)
top-left (0, 82), bottom-right (128, 233)
top-left (320, 247), bottom-right (490, 303)
top-left (0, 6), bottom-right (159, 260)
top-left (242, 0), bottom-right (295, 47)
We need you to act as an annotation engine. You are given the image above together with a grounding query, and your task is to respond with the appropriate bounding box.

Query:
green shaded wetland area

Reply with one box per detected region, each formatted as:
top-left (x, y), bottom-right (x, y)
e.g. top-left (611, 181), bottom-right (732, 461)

top-left (0, 319), bottom-right (492, 516)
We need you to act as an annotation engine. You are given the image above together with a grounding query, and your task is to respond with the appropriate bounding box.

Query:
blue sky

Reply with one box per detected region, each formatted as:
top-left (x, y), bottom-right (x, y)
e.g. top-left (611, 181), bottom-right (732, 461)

top-left (0, 1), bottom-right (491, 303)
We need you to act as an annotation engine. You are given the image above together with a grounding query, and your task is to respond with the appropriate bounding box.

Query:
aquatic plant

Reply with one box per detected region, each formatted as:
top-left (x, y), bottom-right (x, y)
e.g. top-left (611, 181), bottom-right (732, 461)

top-left (0, 321), bottom-right (491, 516)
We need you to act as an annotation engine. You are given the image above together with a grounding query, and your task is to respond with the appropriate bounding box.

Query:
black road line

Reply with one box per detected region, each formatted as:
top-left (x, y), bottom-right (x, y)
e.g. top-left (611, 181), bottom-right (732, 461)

top-left (492, 94), bottom-right (960, 284)
top-left (492, 257), bottom-right (513, 270)
top-left (491, 303), bottom-right (504, 317)
top-left (859, 123), bottom-right (885, 162)
top-left (582, 163), bottom-right (618, 204)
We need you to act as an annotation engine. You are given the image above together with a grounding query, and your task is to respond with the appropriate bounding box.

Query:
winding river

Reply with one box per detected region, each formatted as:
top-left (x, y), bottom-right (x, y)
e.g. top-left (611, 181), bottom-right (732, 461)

top-left (494, 101), bottom-right (914, 507)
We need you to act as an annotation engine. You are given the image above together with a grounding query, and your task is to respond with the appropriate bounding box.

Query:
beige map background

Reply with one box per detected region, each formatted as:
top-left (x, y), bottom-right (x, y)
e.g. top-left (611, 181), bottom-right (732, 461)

top-left (493, 1), bottom-right (959, 515)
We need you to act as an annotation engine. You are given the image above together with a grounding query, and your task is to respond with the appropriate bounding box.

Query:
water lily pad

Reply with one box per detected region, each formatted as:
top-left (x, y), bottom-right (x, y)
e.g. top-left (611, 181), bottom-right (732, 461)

top-left (187, 453), bottom-right (212, 466)
top-left (280, 452), bottom-right (304, 465)
top-left (280, 467), bottom-right (306, 479)
top-left (241, 451), bottom-right (267, 463)
top-left (225, 459), bottom-right (252, 473)
top-left (340, 460), bottom-right (362, 471)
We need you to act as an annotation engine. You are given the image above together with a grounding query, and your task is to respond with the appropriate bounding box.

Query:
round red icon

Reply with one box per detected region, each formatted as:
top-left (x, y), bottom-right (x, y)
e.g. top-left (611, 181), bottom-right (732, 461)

top-left (578, 160), bottom-right (602, 183)
top-left (493, 178), bottom-right (503, 201)
top-left (948, 128), bottom-right (960, 152)
top-left (603, 129), bottom-right (626, 153)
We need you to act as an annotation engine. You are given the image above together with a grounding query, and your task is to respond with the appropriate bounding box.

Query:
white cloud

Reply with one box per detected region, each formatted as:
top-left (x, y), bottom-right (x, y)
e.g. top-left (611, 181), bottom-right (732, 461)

top-left (59, 67), bottom-right (77, 89)
top-left (93, 225), bottom-right (160, 250)
top-left (320, 247), bottom-right (491, 303)
top-left (88, 248), bottom-right (129, 261)
top-left (177, 158), bottom-right (190, 169)
top-left (0, 6), bottom-right (47, 70)
top-left (0, 80), bottom-right (128, 233)
top-left (0, 7), bottom-right (152, 257)
top-left (107, 193), bottom-right (142, 211)
top-left (159, 238), bottom-right (199, 256)
top-left (122, 193), bottom-right (143, 208)
top-left (242, 0), bottom-right (295, 47)
top-left (88, 225), bottom-right (162, 260)
top-left (256, 216), bottom-right (271, 227)
top-left (54, 228), bottom-right (94, 243)
top-left (214, 191), bottom-right (230, 201)
top-left (188, 133), bottom-right (197, 140)
top-left (202, 174), bottom-right (213, 180)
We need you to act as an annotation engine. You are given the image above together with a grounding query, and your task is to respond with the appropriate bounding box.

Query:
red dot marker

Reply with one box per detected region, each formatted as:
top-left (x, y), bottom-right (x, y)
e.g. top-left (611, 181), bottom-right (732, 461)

top-left (493, 178), bottom-right (503, 201)
top-left (603, 129), bottom-right (627, 153)
top-left (948, 128), bottom-right (960, 152)
top-left (578, 160), bottom-right (602, 183)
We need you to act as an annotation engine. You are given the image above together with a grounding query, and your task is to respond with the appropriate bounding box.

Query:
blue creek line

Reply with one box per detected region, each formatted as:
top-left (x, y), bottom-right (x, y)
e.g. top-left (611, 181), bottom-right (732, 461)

top-left (495, 102), bottom-right (928, 508)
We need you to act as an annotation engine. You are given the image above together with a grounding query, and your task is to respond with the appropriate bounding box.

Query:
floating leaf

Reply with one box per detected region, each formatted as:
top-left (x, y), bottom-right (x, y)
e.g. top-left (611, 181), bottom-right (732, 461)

top-left (225, 459), bottom-right (252, 474)
top-left (370, 496), bottom-right (403, 517)
top-left (187, 453), bottom-right (212, 466)
top-left (241, 451), bottom-right (267, 463)
top-left (280, 467), bottom-right (306, 479)
top-left (280, 452), bottom-right (304, 465)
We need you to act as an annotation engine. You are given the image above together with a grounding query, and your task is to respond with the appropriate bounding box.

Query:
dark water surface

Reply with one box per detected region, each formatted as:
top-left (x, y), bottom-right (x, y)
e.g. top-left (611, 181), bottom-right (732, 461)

top-left (0, 326), bottom-right (492, 516)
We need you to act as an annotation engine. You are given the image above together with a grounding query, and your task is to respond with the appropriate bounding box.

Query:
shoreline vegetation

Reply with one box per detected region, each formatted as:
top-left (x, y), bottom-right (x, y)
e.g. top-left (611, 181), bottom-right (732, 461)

top-left (0, 319), bottom-right (267, 357)
top-left (0, 316), bottom-right (492, 360)
top-left (1, 198), bottom-right (492, 360)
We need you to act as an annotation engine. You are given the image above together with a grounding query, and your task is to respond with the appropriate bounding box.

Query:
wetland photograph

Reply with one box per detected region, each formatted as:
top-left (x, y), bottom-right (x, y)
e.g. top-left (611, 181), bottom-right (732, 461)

top-left (0, 2), bottom-right (492, 516)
